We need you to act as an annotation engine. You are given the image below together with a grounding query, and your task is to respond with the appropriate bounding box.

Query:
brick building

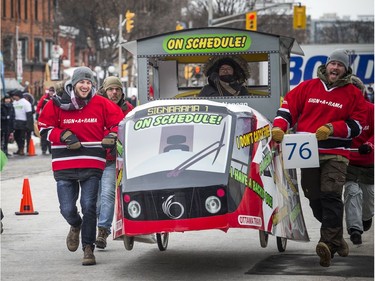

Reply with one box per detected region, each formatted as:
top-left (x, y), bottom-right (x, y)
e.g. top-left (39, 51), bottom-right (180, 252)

top-left (1, 0), bottom-right (77, 99)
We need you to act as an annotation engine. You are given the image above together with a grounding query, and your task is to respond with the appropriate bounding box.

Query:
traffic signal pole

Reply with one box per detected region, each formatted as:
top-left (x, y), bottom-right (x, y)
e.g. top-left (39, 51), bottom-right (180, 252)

top-left (209, 2), bottom-right (295, 27)
top-left (118, 13), bottom-right (123, 75)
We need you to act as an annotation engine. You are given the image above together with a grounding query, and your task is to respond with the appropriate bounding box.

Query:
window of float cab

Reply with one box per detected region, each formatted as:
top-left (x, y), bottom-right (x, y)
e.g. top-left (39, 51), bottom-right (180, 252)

top-left (146, 53), bottom-right (270, 100)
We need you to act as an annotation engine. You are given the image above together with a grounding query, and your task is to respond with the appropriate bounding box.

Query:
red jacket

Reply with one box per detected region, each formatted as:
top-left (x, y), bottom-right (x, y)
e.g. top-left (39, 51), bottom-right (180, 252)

top-left (349, 101), bottom-right (374, 166)
top-left (273, 78), bottom-right (368, 159)
top-left (38, 94), bottom-right (124, 172)
top-left (36, 94), bottom-right (49, 116)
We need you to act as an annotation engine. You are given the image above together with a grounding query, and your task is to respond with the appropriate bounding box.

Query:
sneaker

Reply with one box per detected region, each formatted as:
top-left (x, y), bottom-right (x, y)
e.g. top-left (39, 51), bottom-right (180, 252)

top-left (66, 225), bottom-right (81, 252)
top-left (82, 245), bottom-right (96, 266)
top-left (363, 218), bottom-right (372, 232)
top-left (350, 230), bottom-right (362, 245)
top-left (316, 242), bottom-right (331, 267)
top-left (95, 227), bottom-right (109, 249)
top-left (337, 238), bottom-right (349, 257)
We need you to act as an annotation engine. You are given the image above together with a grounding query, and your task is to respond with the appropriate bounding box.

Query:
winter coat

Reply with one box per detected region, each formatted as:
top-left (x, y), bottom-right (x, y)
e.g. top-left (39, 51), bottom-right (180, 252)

top-left (38, 80), bottom-right (124, 179)
top-left (273, 64), bottom-right (368, 159)
top-left (349, 101), bottom-right (374, 167)
top-left (1, 102), bottom-right (15, 132)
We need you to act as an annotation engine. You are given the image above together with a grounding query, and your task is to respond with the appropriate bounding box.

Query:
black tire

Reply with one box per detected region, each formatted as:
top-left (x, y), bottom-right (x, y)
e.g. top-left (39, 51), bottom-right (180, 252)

top-left (123, 235), bottom-right (134, 251)
top-left (156, 233), bottom-right (169, 251)
top-left (259, 230), bottom-right (268, 248)
top-left (276, 237), bottom-right (287, 252)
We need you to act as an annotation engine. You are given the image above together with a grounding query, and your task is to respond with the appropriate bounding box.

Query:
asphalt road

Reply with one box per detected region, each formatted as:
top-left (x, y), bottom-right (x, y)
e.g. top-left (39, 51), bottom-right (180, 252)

top-left (1, 137), bottom-right (373, 280)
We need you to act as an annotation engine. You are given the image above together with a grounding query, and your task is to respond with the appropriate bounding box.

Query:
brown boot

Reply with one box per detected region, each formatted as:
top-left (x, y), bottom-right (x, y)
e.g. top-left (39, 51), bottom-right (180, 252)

top-left (95, 227), bottom-right (109, 249)
top-left (337, 238), bottom-right (349, 257)
top-left (82, 245), bottom-right (96, 266)
top-left (66, 225), bottom-right (81, 252)
top-left (316, 242), bottom-right (331, 267)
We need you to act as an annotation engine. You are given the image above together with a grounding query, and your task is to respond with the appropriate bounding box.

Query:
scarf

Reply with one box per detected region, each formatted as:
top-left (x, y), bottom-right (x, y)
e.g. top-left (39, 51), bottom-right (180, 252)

top-left (53, 84), bottom-right (96, 111)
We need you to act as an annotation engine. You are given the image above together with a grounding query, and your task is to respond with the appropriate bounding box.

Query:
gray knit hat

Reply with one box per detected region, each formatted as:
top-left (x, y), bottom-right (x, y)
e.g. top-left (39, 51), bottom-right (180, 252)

top-left (326, 49), bottom-right (350, 70)
top-left (71, 66), bottom-right (95, 86)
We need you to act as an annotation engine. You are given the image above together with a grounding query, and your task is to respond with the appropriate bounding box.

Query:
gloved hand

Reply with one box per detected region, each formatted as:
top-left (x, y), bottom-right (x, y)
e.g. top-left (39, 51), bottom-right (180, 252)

top-left (60, 130), bottom-right (81, 150)
top-left (358, 143), bottom-right (372, 154)
top-left (271, 127), bottom-right (285, 143)
top-left (315, 124), bottom-right (333, 141)
top-left (102, 132), bottom-right (117, 149)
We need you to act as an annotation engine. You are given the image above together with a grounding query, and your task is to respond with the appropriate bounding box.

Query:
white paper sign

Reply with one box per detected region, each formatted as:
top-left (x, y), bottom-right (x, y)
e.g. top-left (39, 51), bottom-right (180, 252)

top-left (281, 133), bottom-right (319, 169)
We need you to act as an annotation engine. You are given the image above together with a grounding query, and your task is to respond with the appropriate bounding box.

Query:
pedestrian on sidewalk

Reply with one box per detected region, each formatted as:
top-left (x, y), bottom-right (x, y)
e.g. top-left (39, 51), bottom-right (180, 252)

top-left (1, 94), bottom-right (15, 157)
top-left (10, 90), bottom-right (33, 156)
top-left (38, 66), bottom-right (124, 266)
top-left (344, 75), bottom-right (374, 245)
top-left (95, 76), bottom-right (134, 249)
top-left (36, 86), bottom-right (55, 155)
top-left (271, 49), bottom-right (368, 267)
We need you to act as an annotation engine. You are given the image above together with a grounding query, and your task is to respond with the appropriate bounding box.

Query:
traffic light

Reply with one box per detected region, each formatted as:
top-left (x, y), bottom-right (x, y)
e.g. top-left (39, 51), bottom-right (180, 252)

top-left (245, 11), bottom-right (257, 31)
top-left (122, 63), bottom-right (128, 77)
top-left (293, 5), bottom-right (306, 30)
top-left (176, 23), bottom-right (184, 30)
top-left (194, 65), bottom-right (202, 78)
top-left (125, 10), bottom-right (135, 33)
top-left (184, 65), bottom-right (193, 80)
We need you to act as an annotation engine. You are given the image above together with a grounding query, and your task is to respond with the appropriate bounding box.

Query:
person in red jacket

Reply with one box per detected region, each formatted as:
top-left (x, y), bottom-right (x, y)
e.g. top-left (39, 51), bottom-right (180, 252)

top-left (344, 75), bottom-right (374, 245)
top-left (95, 76), bottom-right (134, 249)
top-left (36, 86), bottom-right (55, 154)
top-left (38, 67), bottom-right (124, 266)
top-left (271, 49), bottom-right (368, 267)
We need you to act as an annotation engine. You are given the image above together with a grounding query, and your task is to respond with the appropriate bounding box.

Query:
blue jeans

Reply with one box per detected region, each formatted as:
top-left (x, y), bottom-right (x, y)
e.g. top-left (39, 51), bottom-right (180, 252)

top-left (57, 176), bottom-right (100, 249)
top-left (97, 162), bottom-right (116, 233)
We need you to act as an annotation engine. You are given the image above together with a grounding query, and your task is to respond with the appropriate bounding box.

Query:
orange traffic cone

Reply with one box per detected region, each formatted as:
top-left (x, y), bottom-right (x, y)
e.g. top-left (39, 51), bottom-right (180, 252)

top-left (28, 138), bottom-right (36, 156)
top-left (15, 178), bottom-right (39, 215)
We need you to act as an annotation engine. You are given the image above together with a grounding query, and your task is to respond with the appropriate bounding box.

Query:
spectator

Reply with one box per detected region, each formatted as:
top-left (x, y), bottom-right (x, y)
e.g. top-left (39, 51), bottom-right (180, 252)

top-left (271, 49), bottom-right (368, 267)
top-left (10, 90), bottom-right (33, 156)
top-left (36, 86), bottom-right (55, 155)
top-left (344, 75), bottom-right (374, 245)
top-left (198, 55), bottom-right (249, 97)
top-left (22, 92), bottom-right (36, 152)
top-left (95, 76), bottom-right (134, 249)
top-left (1, 94), bottom-right (15, 157)
top-left (38, 66), bottom-right (124, 266)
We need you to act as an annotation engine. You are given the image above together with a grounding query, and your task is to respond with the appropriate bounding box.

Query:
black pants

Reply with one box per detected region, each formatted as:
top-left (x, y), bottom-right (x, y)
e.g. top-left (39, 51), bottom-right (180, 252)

top-left (14, 129), bottom-right (26, 151)
top-left (1, 129), bottom-right (11, 154)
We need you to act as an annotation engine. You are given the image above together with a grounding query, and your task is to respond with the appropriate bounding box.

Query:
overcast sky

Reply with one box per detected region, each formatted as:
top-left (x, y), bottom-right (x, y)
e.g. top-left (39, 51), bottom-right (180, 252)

top-left (300, 0), bottom-right (374, 20)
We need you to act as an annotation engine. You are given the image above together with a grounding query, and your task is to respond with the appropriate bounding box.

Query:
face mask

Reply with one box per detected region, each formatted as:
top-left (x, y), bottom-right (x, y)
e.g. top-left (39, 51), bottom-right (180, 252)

top-left (220, 75), bottom-right (236, 83)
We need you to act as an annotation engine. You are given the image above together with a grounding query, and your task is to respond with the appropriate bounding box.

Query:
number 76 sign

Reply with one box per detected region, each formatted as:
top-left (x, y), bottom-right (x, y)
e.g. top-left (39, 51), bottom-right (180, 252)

top-left (281, 133), bottom-right (319, 169)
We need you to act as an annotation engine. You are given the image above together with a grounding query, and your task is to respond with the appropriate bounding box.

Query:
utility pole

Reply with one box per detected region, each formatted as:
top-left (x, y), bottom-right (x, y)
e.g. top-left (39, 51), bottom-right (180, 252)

top-left (118, 14), bottom-right (123, 75)
top-left (208, 0), bottom-right (213, 26)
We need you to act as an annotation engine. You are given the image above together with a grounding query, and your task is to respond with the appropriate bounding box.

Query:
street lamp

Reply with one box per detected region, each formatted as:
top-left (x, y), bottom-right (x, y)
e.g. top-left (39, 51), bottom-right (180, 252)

top-left (94, 66), bottom-right (102, 88)
top-left (107, 65), bottom-right (116, 76)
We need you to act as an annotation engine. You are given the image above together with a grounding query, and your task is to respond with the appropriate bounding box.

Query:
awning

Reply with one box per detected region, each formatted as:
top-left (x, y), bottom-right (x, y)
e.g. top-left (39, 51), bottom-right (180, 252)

top-left (1, 78), bottom-right (24, 93)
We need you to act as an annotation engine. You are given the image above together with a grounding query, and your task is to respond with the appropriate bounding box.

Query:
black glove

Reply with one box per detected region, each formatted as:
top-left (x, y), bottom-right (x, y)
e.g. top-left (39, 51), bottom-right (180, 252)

top-left (102, 132), bottom-right (117, 149)
top-left (60, 130), bottom-right (81, 150)
top-left (358, 144), bottom-right (372, 154)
